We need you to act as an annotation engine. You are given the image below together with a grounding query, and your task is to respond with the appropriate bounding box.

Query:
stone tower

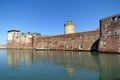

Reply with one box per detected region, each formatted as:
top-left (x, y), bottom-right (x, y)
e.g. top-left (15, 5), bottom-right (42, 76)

top-left (7, 30), bottom-right (20, 41)
top-left (64, 21), bottom-right (75, 34)
top-left (7, 30), bottom-right (20, 48)
top-left (98, 14), bottom-right (120, 52)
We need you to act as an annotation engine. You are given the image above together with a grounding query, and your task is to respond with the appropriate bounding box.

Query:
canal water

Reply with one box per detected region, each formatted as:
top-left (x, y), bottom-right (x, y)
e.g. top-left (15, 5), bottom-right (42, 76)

top-left (0, 49), bottom-right (120, 80)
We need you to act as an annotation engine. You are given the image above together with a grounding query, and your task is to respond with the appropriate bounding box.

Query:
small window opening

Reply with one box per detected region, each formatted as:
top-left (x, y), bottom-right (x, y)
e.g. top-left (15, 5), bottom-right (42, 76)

top-left (112, 16), bottom-right (118, 21)
top-left (115, 32), bottom-right (117, 35)
top-left (118, 16), bottom-right (120, 20)
top-left (79, 44), bottom-right (82, 49)
top-left (103, 44), bottom-right (105, 47)
top-left (81, 45), bottom-right (82, 48)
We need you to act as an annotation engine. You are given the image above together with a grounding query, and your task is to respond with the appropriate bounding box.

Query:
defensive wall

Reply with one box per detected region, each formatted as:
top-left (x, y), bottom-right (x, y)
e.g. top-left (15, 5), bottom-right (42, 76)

top-left (35, 30), bottom-right (99, 51)
top-left (7, 29), bottom-right (99, 51)
top-left (99, 14), bottom-right (120, 53)
top-left (7, 13), bottom-right (120, 53)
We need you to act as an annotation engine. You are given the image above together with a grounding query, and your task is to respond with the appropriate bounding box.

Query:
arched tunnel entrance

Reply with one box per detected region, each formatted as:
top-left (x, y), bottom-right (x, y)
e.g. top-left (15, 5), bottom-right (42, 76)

top-left (90, 39), bottom-right (100, 51)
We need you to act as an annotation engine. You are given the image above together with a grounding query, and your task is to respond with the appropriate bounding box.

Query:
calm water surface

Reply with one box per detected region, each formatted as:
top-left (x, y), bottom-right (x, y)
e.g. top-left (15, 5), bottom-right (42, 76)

top-left (0, 49), bottom-right (120, 80)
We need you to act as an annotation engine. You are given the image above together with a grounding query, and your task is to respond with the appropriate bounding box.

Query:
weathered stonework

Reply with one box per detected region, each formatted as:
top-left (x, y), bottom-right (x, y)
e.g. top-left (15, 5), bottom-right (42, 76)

top-left (64, 21), bottom-right (75, 34)
top-left (7, 14), bottom-right (120, 53)
top-left (35, 30), bottom-right (99, 51)
top-left (98, 14), bottom-right (120, 53)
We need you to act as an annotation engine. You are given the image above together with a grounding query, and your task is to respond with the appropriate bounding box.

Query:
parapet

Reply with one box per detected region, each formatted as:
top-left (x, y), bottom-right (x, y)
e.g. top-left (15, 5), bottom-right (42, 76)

top-left (100, 14), bottom-right (120, 25)
top-left (100, 14), bottom-right (120, 37)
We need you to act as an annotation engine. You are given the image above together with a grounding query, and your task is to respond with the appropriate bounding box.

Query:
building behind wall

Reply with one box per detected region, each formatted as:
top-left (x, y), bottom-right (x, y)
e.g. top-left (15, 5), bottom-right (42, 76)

top-left (64, 21), bottom-right (75, 34)
top-left (7, 13), bottom-right (120, 53)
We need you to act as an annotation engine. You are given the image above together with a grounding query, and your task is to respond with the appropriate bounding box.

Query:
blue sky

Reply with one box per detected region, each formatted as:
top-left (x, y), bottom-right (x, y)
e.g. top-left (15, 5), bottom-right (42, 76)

top-left (0, 0), bottom-right (120, 45)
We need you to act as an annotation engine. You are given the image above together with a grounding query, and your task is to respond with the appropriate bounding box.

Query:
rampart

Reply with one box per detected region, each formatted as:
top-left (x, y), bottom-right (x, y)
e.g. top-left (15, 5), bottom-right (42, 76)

top-left (7, 13), bottom-right (120, 53)
top-left (35, 30), bottom-right (99, 51)
top-left (98, 14), bottom-right (120, 53)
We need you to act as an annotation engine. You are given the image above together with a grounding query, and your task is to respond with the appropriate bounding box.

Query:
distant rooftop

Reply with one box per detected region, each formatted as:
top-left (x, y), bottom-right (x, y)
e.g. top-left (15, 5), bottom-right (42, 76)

top-left (64, 21), bottom-right (74, 26)
top-left (8, 30), bottom-right (20, 32)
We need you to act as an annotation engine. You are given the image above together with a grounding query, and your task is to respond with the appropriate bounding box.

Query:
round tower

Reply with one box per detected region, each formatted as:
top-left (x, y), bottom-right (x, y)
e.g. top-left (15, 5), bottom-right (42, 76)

top-left (7, 30), bottom-right (20, 40)
top-left (64, 21), bottom-right (75, 34)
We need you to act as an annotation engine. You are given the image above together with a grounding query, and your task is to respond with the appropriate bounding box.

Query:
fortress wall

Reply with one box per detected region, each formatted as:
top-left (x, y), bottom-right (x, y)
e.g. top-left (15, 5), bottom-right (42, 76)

top-left (36, 30), bottom-right (99, 51)
top-left (99, 36), bottom-right (120, 53)
top-left (7, 14), bottom-right (120, 53)
top-left (7, 34), bottom-right (34, 49)
top-left (98, 14), bottom-right (120, 53)
top-left (23, 34), bottom-right (33, 49)
top-left (7, 40), bottom-right (13, 48)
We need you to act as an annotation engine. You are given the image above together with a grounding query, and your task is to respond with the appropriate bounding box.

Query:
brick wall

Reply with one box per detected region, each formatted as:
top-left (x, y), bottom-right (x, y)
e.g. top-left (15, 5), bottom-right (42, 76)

top-left (98, 14), bottom-right (120, 53)
top-left (35, 30), bottom-right (99, 51)
top-left (7, 14), bottom-right (120, 53)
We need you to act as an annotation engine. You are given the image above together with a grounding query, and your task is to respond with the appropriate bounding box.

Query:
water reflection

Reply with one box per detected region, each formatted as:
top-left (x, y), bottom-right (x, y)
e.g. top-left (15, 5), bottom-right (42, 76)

top-left (7, 50), bottom-right (120, 80)
top-left (7, 50), bottom-right (34, 68)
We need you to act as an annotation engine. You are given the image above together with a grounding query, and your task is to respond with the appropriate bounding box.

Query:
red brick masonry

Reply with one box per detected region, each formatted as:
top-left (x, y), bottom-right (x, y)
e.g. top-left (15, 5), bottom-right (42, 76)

top-left (7, 14), bottom-right (120, 53)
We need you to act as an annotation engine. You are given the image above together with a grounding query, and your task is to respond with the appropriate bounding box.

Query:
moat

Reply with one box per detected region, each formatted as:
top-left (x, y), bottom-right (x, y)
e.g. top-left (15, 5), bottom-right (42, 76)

top-left (0, 49), bottom-right (120, 80)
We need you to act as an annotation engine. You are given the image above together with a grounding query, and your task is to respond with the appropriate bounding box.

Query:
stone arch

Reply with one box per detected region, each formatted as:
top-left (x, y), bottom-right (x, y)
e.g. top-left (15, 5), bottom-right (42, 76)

top-left (90, 39), bottom-right (100, 51)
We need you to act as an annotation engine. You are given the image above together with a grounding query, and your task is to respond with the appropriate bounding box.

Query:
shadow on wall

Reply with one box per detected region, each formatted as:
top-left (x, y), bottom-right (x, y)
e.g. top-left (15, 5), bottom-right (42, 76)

top-left (90, 39), bottom-right (100, 51)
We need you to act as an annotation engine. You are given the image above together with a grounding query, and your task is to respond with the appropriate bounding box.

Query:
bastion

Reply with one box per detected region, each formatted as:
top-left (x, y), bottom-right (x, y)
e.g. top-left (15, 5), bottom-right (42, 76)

top-left (7, 14), bottom-right (120, 53)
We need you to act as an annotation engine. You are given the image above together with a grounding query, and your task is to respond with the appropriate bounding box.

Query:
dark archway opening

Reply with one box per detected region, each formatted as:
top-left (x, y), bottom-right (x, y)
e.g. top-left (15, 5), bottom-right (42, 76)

top-left (90, 39), bottom-right (100, 51)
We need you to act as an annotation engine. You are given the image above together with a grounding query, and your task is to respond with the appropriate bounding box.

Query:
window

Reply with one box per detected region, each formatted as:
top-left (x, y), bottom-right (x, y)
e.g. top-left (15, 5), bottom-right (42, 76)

top-left (112, 16), bottom-right (118, 21)
top-left (118, 16), bottom-right (120, 20)
top-left (115, 32), bottom-right (117, 36)
top-left (81, 45), bottom-right (82, 48)
top-left (79, 44), bottom-right (82, 49)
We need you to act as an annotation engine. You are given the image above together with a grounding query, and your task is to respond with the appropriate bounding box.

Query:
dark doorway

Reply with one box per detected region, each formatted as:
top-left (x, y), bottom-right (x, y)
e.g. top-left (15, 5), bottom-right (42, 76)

top-left (90, 39), bottom-right (100, 51)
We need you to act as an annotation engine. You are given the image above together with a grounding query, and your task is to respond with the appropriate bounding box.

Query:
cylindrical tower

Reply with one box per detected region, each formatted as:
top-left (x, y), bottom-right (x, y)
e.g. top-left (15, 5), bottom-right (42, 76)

top-left (64, 21), bottom-right (75, 34)
top-left (7, 30), bottom-right (20, 48)
top-left (7, 30), bottom-right (20, 41)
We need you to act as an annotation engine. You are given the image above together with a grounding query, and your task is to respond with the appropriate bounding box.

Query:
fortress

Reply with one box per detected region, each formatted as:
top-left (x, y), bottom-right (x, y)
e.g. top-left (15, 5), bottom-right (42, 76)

top-left (7, 14), bottom-right (120, 53)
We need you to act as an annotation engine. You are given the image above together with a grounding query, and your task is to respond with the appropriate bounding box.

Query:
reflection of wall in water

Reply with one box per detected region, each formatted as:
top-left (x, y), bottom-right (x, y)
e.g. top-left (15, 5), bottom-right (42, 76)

top-left (98, 54), bottom-right (120, 80)
top-left (7, 50), bottom-right (34, 69)
top-left (7, 50), bottom-right (120, 79)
